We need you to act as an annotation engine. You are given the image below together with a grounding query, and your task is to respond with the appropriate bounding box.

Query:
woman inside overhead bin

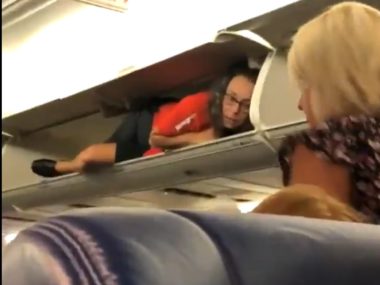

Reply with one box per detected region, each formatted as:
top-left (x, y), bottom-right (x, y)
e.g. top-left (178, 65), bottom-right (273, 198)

top-left (254, 2), bottom-right (380, 223)
top-left (31, 65), bottom-right (259, 178)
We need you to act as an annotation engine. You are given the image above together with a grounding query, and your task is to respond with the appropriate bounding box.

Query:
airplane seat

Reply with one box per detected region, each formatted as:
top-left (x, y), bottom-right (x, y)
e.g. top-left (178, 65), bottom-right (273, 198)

top-left (2, 208), bottom-right (230, 285)
top-left (2, 208), bottom-right (380, 285)
top-left (177, 211), bottom-right (380, 285)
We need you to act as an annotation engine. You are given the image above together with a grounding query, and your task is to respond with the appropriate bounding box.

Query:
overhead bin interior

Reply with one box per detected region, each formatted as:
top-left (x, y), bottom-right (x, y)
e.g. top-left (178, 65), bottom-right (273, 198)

top-left (2, 34), bottom-right (269, 137)
top-left (251, 49), bottom-right (305, 131)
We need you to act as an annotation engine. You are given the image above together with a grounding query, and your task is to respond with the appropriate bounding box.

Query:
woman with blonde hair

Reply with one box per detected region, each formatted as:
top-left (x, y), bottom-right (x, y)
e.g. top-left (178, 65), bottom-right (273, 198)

top-left (269, 2), bottom-right (380, 223)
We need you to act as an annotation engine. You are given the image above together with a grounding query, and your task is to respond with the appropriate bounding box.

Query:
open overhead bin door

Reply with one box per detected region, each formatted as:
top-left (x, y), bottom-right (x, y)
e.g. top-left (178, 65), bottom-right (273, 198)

top-left (250, 49), bottom-right (306, 150)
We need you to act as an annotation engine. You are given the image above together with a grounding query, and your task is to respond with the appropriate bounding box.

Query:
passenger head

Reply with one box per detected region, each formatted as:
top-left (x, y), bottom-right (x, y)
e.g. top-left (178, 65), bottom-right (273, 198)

top-left (210, 67), bottom-right (259, 135)
top-left (288, 2), bottom-right (380, 127)
top-left (253, 185), bottom-right (367, 223)
top-left (222, 71), bottom-right (256, 129)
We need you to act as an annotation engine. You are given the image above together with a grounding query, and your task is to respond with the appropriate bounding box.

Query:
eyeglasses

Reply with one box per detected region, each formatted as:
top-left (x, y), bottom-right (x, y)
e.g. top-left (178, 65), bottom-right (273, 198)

top-left (224, 93), bottom-right (251, 113)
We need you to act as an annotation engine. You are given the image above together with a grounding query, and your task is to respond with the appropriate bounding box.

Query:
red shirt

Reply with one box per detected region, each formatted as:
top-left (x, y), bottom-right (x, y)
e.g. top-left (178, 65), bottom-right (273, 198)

top-left (143, 91), bottom-right (211, 156)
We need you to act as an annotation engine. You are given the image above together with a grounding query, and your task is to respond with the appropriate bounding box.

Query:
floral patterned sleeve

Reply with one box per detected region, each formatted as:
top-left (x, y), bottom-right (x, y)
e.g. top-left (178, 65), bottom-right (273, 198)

top-left (278, 115), bottom-right (380, 222)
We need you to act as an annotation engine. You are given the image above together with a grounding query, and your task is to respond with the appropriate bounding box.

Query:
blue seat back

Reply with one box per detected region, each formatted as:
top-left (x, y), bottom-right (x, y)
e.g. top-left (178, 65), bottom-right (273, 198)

top-left (3, 208), bottom-right (380, 285)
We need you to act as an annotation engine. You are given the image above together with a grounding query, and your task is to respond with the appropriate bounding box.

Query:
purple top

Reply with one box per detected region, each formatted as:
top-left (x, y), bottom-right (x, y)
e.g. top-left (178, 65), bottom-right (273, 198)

top-left (278, 115), bottom-right (380, 223)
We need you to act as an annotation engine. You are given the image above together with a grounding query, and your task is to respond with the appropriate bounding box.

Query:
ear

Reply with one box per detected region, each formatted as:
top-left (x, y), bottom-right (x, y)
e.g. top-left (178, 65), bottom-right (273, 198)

top-left (305, 86), bottom-right (322, 127)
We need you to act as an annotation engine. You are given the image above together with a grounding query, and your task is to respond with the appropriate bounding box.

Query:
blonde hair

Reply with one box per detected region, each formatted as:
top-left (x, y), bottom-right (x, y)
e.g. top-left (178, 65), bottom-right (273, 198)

top-left (253, 185), bottom-right (367, 223)
top-left (288, 2), bottom-right (380, 122)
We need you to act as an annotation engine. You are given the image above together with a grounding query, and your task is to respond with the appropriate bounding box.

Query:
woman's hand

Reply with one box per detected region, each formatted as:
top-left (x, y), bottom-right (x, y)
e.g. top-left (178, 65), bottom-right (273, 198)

top-left (149, 128), bottom-right (159, 147)
top-left (188, 128), bottom-right (216, 144)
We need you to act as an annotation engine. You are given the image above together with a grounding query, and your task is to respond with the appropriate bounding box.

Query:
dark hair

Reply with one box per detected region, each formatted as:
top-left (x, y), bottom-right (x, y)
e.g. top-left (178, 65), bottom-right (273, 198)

top-left (209, 65), bottom-right (260, 137)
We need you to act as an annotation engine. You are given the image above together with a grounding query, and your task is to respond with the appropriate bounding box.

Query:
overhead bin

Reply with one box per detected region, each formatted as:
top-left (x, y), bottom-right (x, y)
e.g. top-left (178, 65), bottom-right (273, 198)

top-left (2, 33), bottom-right (270, 137)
